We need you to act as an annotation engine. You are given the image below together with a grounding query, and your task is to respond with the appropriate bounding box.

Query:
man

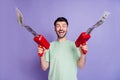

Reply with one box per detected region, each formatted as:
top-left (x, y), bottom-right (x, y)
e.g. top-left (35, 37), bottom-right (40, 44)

top-left (38, 17), bottom-right (88, 80)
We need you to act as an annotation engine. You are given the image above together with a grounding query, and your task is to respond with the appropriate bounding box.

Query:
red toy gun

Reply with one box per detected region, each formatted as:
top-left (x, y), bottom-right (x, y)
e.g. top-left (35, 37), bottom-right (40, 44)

top-left (75, 11), bottom-right (110, 54)
top-left (16, 8), bottom-right (50, 57)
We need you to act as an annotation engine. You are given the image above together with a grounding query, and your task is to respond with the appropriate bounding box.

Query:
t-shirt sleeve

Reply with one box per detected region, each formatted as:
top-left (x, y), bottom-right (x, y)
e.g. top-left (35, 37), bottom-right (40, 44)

top-left (45, 49), bottom-right (50, 62)
top-left (76, 47), bottom-right (81, 58)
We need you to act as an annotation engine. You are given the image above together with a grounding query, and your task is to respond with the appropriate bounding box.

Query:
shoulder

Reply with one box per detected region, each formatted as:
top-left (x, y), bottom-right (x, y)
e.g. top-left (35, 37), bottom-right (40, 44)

top-left (50, 41), bottom-right (57, 45)
top-left (49, 41), bottom-right (57, 49)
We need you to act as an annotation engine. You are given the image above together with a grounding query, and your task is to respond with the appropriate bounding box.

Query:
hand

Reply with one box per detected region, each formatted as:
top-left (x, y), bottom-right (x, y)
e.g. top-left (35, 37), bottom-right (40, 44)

top-left (80, 44), bottom-right (88, 54)
top-left (38, 45), bottom-right (46, 57)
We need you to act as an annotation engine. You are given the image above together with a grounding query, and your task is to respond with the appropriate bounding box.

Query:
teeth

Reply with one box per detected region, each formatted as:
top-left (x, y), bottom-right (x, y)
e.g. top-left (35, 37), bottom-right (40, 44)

top-left (59, 31), bottom-right (64, 33)
top-left (59, 32), bottom-right (64, 33)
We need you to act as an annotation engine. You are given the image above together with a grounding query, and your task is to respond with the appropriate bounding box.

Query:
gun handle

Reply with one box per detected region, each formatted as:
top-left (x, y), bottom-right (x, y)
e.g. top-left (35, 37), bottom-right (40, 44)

top-left (80, 43), bottom-right (87, 54)
top-left (75, 32), bottom-right (91, 54)
top-left (38, 45), bottom-right (45, 57)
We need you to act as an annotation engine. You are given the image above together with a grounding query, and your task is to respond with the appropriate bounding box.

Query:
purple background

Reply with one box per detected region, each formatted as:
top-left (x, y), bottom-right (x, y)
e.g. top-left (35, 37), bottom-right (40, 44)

top-left (0, 0), bottom-right (120, 80)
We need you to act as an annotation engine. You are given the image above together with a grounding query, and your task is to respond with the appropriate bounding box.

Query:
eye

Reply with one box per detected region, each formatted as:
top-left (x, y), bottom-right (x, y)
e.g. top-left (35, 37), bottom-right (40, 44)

top-left (62, 24), bottom-right (67, 28)
top-left (56, 24), bottom-right (60, 28)
top-left (56, 24), bottom-right (60, 27)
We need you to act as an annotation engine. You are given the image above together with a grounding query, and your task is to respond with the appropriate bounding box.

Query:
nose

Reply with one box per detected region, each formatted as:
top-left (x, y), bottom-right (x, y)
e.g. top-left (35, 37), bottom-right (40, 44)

top-left (60, 26), bottom-right (63, 30)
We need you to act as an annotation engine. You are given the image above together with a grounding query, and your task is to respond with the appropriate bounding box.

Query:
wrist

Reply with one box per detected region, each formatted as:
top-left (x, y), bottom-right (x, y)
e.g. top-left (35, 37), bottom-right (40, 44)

top-left (80, 54), bottom-right (86, 58)
top-left (40, 55), bottom-right (45, 61)
top-left (82, 53), bottom-right (86, 56)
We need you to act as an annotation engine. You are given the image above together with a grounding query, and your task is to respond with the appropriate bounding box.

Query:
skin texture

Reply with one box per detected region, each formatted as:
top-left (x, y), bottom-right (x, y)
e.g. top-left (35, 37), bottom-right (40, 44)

top-left (38, 21), bottom-right (88, 71)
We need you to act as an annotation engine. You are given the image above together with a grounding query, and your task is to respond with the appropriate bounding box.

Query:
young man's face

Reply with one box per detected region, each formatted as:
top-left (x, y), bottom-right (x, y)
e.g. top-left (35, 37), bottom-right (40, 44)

top-left (55, 21), bottom-right (68, 39)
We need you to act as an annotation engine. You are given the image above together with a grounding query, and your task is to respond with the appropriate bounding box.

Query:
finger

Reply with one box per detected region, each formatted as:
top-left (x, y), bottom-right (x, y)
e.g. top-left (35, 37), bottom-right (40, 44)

top-left (38, 48), bottom-right (43, 50)
top-left (80, 44), bottom-right (82, 47)
top-left (38, 45), bottom-right (42, 48)
top-left (38, 49), bottom-right (43, 53)
top-left (80, 45), bottom-right (88, 50)
top-left (82, 46), bottom-right (88, 51)
top-left (38, 47), bottom-right (44, 53)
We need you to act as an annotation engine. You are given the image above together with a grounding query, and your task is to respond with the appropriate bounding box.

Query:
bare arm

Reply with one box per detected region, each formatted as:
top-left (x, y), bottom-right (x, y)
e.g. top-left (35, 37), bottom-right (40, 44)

top-left (77, 45), bottom-right (87, 69)
top-left (38, 46), bottom-right (49, 71)
top-left (77, 54), bottom-right (86, 69)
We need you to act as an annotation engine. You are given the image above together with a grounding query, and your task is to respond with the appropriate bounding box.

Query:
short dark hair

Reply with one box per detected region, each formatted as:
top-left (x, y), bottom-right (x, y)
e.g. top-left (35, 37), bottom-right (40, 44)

top-left (54, 17), bottom-right (68, 26)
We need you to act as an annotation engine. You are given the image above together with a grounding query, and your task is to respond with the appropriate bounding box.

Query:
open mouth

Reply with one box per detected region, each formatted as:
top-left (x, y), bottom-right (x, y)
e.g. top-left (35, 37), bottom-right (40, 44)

top-left (58, 30), bottom-right (65, 35)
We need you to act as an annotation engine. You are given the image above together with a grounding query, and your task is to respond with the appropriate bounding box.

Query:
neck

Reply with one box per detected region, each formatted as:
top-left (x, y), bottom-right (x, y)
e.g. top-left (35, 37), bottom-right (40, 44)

top-left (57, 37), bottom-right (67, 42)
